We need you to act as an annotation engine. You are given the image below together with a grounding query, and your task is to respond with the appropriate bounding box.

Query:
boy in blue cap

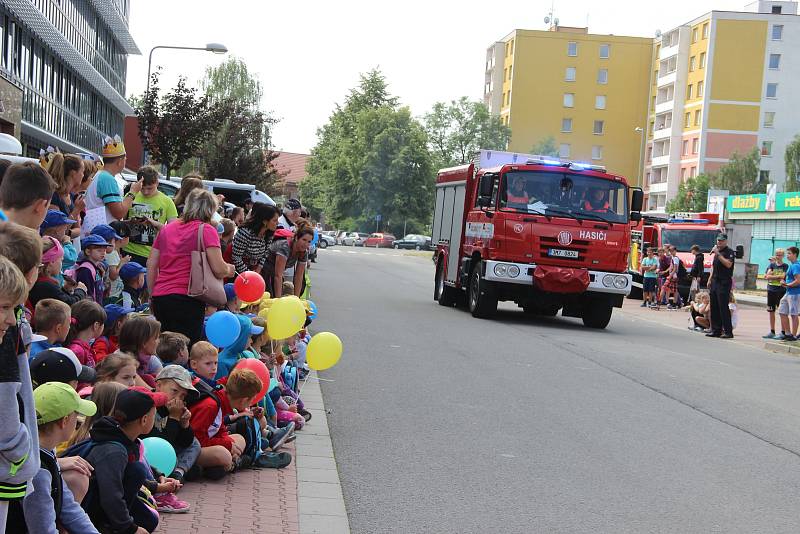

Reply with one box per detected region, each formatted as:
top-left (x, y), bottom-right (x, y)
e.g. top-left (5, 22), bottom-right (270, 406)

top-left (223, 282), bottom-right (241, 313)
top-left (90, 224), bottom-right (127, 304)
top-left (75, 235), bottom-right (109, 304)
top-left (119, 262), bottom-right (147, 310)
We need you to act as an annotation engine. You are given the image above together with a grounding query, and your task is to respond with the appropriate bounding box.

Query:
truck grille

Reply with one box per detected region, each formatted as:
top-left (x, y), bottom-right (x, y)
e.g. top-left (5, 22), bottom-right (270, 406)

top-left (538, 236), bottom-right (590, 261)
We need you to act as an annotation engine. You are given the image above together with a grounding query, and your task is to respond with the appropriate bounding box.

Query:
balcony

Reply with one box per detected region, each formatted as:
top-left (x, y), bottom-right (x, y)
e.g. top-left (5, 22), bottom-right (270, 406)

top-left (657, 71), bottom-right (677, 87)
top-left (653, 125), bottom-right (672, 141)
top-left (651, 154), bottom-right (671, 167)
top-left (655, 101), bottom-right (675, 115)
top-left (648, 181), bottom-right (668, 193)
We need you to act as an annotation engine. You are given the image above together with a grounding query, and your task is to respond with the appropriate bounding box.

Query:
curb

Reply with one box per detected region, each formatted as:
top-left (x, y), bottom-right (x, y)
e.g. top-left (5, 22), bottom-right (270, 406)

top-left (764, 341), bottom-right (800, 355)
top-left (295, 371), bottom-right (351, 534)
top-left (733, 292), bottom-right (767, 307)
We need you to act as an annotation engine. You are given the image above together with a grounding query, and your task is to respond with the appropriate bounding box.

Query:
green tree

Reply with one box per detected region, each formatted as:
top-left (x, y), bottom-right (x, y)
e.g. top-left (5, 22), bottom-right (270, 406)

top-left (784, 134), bottom-right (800, 192)
top-left (136, 72), bottom-right (215, 178)
top-left (530, 136), bottom-right (559, 157)
top-left (301, 69), bottom-right (434, 236)
top-left (666, 174), bottom-right (711, 213)
top-left (713, 147), bottom-right (765, 195)
top-left (199, 58), bottom-right (281, 196)
top-left (423, 97), bottom-right (510, 168)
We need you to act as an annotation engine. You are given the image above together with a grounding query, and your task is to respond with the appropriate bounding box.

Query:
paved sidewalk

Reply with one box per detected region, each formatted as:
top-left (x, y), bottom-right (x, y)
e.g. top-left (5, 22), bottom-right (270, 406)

top-left (158, 371), bottom-right (349, 534)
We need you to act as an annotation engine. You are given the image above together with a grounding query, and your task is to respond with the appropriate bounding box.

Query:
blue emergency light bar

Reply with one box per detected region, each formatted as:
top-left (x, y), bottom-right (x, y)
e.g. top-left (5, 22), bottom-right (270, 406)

top-left (667, 218), bottom-right (709, 224)
top-left (525, 158), bottom-right (607, 172)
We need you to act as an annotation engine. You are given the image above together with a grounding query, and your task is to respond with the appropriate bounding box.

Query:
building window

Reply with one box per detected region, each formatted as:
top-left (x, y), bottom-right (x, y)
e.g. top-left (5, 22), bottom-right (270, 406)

top-left (769, 53), bottom-right (781, 69)
top-left (697, 81), bottom-right (704, 97)
top-left (593, 120), bottom-right (605, 135)
top-left (689, 56), bottom-right (696, 71)
top-left (694, 110), bottom-right (701, 126)
top-left (691, 166), bottom-right (697, 178)
top-left (772, 25), bottom-right (784, 40)
top-left (595, 95), bottom-right (606, 109)
top-left (692, 138), bottom-right (699, 154)
top-left (599, 44), bottom-right (609, 58)
top-left (559, 143), bottom-right (571, 158)
top-left (507, 90), bottom-right (512, 105)
top-left (508, 65), bottom-right (513, 79)
top-left (692, 28), bottom-right (699, 43)
top-left (565, 67), bottom-right (576, 81)
top-left (597, 68), bottom-right (608, 84)
top-left (702, 23), bottom-right (709, 39)
top-left (561, 118), bottom-right (573, 132)
top-left (563, 93), bottom-right (574, 107)
top-left (685, 112), bottom-right (691, 127)
top-left (682, 140), bottom-right (689, 155)
top-left (767, 83), bottom-right (778, 98)
top-left (760, 170), bottom-right (771, 183)
top-left (568, 41), bottom-right (578, 56)
top-left (592, 145), bottom-right (603, 160)
top-left (681, 168), bottom-right (688, 180)
top-left (762, 141), bottom-right (773, 156)
top-left (510, 39), bottom-right (514, 54)
top-left (699, 52), bottom-right (706, 68)
top-left (772, 5), bottom-right (782, 14)
top-left (764, 111), bottom-right (775, 127)
top-left (686, 84), bottom-right (693, 99)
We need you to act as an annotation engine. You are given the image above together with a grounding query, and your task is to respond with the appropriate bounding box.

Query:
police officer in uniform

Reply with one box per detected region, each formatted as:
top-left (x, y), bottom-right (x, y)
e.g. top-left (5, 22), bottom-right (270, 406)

top-left (706, 233), bottom-right (736, 338)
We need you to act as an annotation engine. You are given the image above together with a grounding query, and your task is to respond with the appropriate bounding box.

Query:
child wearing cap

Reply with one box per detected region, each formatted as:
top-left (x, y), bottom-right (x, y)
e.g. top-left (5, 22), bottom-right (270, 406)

top-left (30, 347), bottom-right (97, 390)
top-left (30, 299), bottom-right (71, 357)
top-left (93, 304), bottom-right (134, 362)
top-left (149, 365), bottom-right (201, 488)
top-left (91, 224), bottom-right (127, 304)
top-left (223, 282), bottom-right (241, 313)
top-left (5, 382), bottom-right (98, 533)
top-left (30, 236), bottom-right (88, 309)
top-left (76, 387), bottom-right (169, 534)
top-left (40, 209), bottom-right (78, 285)
top-left (216, 314), bottom-right (264, 380)
top-left (119, 261), bottom-right (147, 310)
top-left (75, 235), bottom-right (109, 304)
top-left (156, 331), bottom-right (189, 367)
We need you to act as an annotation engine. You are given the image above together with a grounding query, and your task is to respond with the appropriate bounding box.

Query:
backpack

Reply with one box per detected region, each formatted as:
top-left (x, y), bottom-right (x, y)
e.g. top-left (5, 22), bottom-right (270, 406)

top-left (226, 415), bottom-right (263, 465)
top-left (188, 377), bottom-right (222, 410)
top-left (677, 259), bottom-right (688, 279)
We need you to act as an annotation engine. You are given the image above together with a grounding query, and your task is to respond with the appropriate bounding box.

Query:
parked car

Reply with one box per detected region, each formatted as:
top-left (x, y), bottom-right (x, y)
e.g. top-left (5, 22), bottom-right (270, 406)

top-left (342, 232), bottom-right (370, 246)
top-left (364, 233), bottom-right (396, 248)
top-left (336, 231), bottom-right (348, 245)
top-left (393, 234), bottom-right (432, 250)
top-left (317, 234), bottom-right (336, 249)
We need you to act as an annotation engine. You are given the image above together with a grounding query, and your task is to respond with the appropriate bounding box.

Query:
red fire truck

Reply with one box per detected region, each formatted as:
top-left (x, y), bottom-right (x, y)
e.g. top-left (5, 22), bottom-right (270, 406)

top-left (627, 212), bottom-right (724, 300)
top-left (432, 150), bottom-right (644, 329)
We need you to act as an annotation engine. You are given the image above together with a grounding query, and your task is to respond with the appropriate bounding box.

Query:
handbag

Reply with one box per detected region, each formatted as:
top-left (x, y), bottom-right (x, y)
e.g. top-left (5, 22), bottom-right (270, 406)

top-left (188, 223), bottom-right (227, 307)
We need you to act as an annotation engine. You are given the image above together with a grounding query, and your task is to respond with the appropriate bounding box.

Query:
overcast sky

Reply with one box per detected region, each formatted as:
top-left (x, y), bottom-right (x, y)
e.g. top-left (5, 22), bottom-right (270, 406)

top-left (125, 0), bottom-right (746, 154)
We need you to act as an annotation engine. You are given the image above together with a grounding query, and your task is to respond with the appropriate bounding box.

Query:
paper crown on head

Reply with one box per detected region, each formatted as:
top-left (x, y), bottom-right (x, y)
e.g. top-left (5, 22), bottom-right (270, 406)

top-left (39, 146), bottom-right (60, 172)
top-left (101, 135), bottom-right (126, 159)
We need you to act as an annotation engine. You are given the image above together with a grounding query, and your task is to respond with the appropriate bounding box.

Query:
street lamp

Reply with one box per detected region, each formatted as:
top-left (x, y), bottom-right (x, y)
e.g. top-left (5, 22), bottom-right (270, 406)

top-left (146, 43), bottom-right (229, 92)
top-left (634, 126), bottom-right (645, 187)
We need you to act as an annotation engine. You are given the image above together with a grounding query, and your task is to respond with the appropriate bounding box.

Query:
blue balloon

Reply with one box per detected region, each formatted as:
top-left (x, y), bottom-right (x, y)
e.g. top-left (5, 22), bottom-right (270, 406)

top-left (308, 300), bottom-right (318, 320)
top-left (142, 437), bottom-right (177, 475)
top-left (205, 310), bottom-right (241, 348)
top-left (311, 229), bottom-right (319, 246)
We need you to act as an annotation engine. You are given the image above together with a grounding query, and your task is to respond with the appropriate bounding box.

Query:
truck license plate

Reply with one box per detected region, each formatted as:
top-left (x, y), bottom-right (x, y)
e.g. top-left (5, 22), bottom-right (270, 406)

top-left (548, 248), bottom-right (579, 258)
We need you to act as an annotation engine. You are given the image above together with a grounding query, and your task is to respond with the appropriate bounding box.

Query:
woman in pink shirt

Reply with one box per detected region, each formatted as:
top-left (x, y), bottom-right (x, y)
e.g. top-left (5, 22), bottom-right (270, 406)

top-left (147, 189), bottom-right (234, 347)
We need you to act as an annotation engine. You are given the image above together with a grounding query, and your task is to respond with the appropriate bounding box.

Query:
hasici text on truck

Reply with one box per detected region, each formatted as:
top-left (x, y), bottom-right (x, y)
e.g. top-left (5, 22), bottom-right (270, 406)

top-left (432, 150), bottom-right (644, 329)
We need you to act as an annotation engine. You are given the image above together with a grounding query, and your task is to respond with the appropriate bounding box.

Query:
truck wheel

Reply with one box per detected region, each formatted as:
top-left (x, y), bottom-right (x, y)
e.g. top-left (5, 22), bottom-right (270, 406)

top-left (435, 260), bottom-right (457, 306)
top-left (582, 301), bottom-right (613, 329)
top-left (468, 263), bottom-right (497, 318)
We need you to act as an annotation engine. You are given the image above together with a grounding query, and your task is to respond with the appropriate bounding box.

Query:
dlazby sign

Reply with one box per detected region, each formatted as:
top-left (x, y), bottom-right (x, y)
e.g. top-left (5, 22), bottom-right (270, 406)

top-left (727, 192), bottom-right (800, 213)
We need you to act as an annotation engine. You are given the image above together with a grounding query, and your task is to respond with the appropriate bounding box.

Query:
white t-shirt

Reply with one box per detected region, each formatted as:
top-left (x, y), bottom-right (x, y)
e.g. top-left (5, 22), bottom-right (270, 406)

top-left (106, 249), bottom-right (124, 298)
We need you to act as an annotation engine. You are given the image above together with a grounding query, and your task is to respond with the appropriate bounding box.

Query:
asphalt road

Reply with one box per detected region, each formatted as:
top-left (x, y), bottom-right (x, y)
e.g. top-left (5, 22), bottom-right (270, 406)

top-left (309, 247), bottom-right (800, 534)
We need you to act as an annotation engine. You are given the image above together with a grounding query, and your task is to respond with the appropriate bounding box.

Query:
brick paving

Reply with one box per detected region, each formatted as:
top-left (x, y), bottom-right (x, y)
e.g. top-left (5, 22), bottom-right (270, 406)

top-left (158, 440), bottom-right (299, 534)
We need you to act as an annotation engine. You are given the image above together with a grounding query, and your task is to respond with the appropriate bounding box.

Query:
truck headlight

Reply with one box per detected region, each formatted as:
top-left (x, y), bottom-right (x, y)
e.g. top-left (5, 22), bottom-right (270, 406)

top-left (613, 276), bottom-right (628, 289)
top-left (507, 265), bottom-right (520, 277)
top-left (602, 274), bottom-right (615, 287)
top-left (494, 264), bottom-right (508, 277)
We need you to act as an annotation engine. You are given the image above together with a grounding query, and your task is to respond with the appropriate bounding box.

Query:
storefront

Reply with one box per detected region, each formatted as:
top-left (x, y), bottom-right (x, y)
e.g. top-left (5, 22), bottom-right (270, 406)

top-left (726, 192), bottom-right (800, 274)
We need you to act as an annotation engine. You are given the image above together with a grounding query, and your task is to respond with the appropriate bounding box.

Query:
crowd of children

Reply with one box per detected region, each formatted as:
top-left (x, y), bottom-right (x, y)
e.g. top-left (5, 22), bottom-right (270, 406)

top-left (0, 148), bottom-right (316, 532)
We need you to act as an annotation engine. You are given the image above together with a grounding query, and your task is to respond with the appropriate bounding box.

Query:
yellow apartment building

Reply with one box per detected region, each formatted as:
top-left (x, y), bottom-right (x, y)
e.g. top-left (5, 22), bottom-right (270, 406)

top-left (484, 27), bottom-right (653, 184)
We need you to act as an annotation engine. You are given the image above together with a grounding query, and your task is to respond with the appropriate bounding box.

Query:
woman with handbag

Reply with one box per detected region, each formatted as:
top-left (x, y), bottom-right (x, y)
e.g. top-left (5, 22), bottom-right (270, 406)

top-left (147, 189), bottom-right (234, 347)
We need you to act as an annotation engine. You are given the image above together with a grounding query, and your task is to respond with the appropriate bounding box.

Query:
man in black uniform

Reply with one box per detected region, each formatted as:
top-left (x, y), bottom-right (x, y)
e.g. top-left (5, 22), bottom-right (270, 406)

top-left (707, 233), bottom-right (736, 338)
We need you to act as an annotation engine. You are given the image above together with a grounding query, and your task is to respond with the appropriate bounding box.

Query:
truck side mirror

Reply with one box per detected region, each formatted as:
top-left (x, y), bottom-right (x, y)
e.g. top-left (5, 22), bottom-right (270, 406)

top-left (630, 212), bottom-right (642, 222)
top-left (477, 196), bottom-right (491, 208)
top-left (630, 188), bottom-right (644, 213)
top-left (735, 244), bottom-right (744, 259)
top-left (478, 174), bottom-right (495, 198)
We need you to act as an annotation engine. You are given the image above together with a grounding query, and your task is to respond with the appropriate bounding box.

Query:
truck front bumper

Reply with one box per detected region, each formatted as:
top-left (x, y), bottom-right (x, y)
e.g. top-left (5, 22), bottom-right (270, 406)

top-left (483, 260), bottom-right (631, 295)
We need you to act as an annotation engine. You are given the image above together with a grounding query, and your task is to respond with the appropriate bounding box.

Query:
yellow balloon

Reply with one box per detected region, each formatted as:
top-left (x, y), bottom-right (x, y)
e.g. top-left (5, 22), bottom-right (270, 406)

top-left (265, 296), bottom-right (306, 339)
top-left (258, 308), bottom-right (270, 320)
top-left (306, 332), bottom-right (343, 371)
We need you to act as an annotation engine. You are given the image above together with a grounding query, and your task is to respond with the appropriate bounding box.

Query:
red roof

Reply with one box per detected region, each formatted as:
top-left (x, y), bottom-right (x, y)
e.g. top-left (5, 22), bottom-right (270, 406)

top-left (272, 152), bottom-right (310, 185)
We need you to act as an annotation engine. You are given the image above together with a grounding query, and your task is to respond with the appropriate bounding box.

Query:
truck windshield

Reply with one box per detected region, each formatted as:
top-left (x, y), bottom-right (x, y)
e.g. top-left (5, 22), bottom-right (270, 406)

top-left (499, 171), bottom-right (628, 224)
top-left (661, 229), bottom-right (718, 252)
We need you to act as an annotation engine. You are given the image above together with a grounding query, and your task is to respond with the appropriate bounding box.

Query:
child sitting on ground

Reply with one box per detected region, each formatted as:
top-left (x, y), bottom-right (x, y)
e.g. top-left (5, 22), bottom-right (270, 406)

top-left (688, 291), bottom-right (711, 332)
top-left (729, 292), bottom-right (739, 331)
top-left (65, 300), bottom-right (106, 368)
top-left (29, 236), bottom-right (87, 308)
top-left (216, 314), bottom-right (263, 379)
top-left (150, 366), bottom-right (201, 486)
top-left (156, 331), bottom-right (190, 367)
top-left (74, 234), bottom-right (109, 304)
top-left (189, 341), bottom-right (220, 388)
top-left (8, 382), bottom-right (98, 533)
top-left (119, 315), bottom-right (163, 387)
top-left (30, 299), bottom-right (71, 357)
top-left (92, 304), bottom-right (133, 362)
top-left (119, 262), bottom-right (147, 310)
top-left (224, 283), bottom-right (241, 313)
top-left (93, 352), bottom-right (148, 389)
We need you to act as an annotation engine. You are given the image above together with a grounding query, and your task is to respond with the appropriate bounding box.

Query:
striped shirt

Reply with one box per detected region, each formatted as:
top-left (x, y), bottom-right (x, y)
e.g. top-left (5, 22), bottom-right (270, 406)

top-left (231, 227), bottom-right (269, 274)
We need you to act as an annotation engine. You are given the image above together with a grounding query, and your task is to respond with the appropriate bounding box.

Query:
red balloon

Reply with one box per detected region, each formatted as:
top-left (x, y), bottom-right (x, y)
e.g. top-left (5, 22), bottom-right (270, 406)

top-left (236, 358), bottom-right (270, 401)
top-left (234, 271), bottom-right (266, 302)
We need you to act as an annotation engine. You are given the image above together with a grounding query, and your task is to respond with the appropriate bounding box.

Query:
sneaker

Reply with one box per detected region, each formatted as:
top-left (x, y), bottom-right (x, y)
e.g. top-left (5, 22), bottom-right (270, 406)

top-left (640, 302), bottom-right (648, 307)
top-left (268, 422), bottom-right (295, 451)
top-left (763, 332), bottom-right (777, 339)
top-left (720, 333), bottom-right (734, 339)
top-left (155, 493), bottom-right (190, 513)
top-left (168, 469), bottom-right (184, 484)
top-left (184, 464), bottom-right (203, 482)
top-left (694, 326), bottom-right (704, 332)
top-left (253, 451), bottom-right (292, 469)
top-left (777, 334), bottom-right (798, 342)
top-left (299, 408), bottom-right (312, 422)
top-left (285, 433), bottom-right (297, 444)
top-left (705, 332), bottom-right (721, 338)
